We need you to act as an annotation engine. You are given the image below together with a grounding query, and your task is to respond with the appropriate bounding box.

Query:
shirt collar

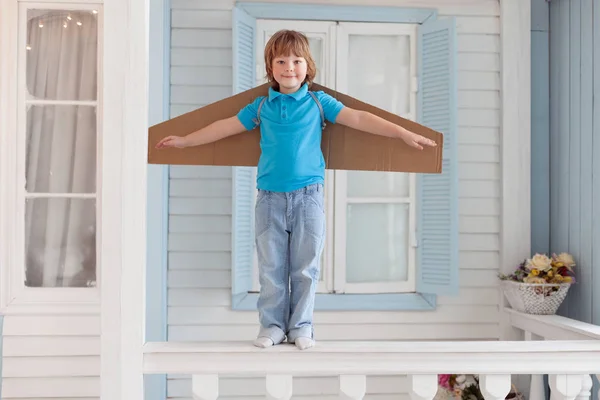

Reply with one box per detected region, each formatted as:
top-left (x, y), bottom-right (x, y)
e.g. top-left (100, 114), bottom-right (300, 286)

top-left (268, 83), bottom-right (309, 102)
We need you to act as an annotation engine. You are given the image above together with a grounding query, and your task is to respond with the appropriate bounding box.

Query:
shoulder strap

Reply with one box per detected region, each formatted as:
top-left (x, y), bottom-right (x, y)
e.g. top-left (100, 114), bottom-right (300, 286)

top-left (251, 97), bottom-right (268, 127)
top-left (308, 91), bottom-right (326, 130)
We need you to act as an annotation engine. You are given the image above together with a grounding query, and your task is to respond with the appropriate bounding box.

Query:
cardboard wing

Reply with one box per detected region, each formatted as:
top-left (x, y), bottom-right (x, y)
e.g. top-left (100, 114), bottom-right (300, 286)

top-left (147, 83), bottom-right (443, 173)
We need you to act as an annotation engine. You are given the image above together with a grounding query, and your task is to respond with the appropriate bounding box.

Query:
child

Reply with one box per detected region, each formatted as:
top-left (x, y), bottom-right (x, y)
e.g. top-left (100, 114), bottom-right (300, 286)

top-left (156, 30), bottom-right (436, 350)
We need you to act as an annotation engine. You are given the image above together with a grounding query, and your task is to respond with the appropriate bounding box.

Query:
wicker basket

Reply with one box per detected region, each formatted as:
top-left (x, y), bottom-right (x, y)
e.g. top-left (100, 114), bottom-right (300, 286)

top-left (501, 280), bottom-right (572, 315)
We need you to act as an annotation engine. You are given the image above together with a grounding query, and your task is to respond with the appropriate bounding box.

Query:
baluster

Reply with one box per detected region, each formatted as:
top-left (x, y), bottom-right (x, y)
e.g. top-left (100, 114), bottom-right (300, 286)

top-left (549, 375), bottom-right (584, 400)
top-left (266, 374), bottom-right (293, 400)
top-left (479, 375), bottom-right (512, 400)
top-left (596, 375), bottom-right (600, 400)
top-left (192, 374), bottom-right (218, 400)
top-left (409, 374), bottom-right (438, 400)
top-left (339, 375), bottom-right (366, 399)
top-left (576, 375), bottom-right (593, 400)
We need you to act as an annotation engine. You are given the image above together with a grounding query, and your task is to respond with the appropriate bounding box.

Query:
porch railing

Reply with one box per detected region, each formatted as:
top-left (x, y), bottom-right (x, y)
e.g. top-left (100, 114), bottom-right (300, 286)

top-left (506, 307), bottom-right (600, 400)
top-left (143, 339), bottom-right (600, 400)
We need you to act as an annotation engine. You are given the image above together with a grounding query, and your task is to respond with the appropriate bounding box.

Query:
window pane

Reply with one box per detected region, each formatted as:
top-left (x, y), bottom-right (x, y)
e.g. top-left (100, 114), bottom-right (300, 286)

top-left (26, 105), bottom-right (96, 193)
top-left (348, 34), bottom-right (411, 116)
top-left (347, 171), bottom-right (409, 198)
top-left (26, 9), bottom-right (98, 101)
top-left (25, 198), bottom-right (96, 288)
top-left (308, 37), bottom-right (323, 84)
top-left (346, 203), bottom-right (409, 283)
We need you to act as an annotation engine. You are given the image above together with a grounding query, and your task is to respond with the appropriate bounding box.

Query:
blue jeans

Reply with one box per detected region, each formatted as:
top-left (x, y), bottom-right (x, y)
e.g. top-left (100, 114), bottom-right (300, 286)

top-left (254, 183), bottom-right (325, 344)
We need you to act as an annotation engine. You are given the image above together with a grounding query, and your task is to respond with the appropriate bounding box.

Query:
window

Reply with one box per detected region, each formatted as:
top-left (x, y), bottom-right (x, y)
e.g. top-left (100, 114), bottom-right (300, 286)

top-left (0, 3), bottom-right (102, 312)
top-left (250, 20), bottom-right (418, 295)
top-left (230, 3), bottom-right (459, 311)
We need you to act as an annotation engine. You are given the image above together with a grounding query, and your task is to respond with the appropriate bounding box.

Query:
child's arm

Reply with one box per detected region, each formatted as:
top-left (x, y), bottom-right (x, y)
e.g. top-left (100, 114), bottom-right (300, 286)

top-left (155, 115), bottom-right (247, 149)
top-left (335, 107), bottom-right (437, 150)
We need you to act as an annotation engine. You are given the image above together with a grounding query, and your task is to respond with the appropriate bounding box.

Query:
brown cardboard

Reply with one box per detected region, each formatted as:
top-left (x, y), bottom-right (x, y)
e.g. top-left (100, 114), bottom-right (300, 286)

top-left (147, 83), bottom-right (443, 173)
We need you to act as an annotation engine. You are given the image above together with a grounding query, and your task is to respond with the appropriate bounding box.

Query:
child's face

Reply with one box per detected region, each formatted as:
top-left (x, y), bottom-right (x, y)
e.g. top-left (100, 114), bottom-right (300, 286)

top-left (271, 53), bottom-right (307, 94)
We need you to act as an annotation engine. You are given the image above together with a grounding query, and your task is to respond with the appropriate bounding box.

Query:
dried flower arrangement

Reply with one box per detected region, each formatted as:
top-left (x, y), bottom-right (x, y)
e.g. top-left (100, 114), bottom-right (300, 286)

top-left (498, 252), bottom-right (576, 284)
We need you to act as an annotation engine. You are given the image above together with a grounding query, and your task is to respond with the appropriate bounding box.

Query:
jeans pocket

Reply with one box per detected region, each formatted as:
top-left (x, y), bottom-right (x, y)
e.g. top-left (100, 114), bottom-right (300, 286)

top-left (255, 191), bottom-right (271, 238)
top-left (303, 190), bottom-right (325, 239)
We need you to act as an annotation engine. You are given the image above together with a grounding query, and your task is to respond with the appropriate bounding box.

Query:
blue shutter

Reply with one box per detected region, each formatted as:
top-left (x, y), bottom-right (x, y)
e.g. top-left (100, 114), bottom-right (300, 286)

top-left (231, 6), bottom-right (256, 300)
top-left (416, 17), bottom-right (459, 296)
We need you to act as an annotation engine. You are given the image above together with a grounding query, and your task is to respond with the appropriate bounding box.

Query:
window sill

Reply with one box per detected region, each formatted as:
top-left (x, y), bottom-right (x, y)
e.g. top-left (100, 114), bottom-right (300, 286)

top-left (1, 286), bottom-right (100, 315)
top-left (232, 292), bottom-right (436, 311)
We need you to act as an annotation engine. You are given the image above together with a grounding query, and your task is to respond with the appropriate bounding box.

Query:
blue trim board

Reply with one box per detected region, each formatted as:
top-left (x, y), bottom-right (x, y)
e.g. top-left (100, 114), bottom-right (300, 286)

top-left (233, 292), bottom-right (436, 311)
top-left (145, 0), bottom-right (169, 398)
top-left (237, 2), bottom-right (437, 24)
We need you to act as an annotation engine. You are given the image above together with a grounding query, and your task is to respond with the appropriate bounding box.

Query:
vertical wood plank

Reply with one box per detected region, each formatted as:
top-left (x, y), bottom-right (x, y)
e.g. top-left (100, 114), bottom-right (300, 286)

top-left (558, 0), bottom-right (571, 253)
top-left (549, 0), bottom-right (560, 256)
top-left (579, 0), bottom-right (594, 325)
top-left (568, 0), bottom-right (582, 321)
top-left (556, 0), bottom-right (571, 316)
top-left (593, 0), bottom-right (600, 329)
top-left (530, 26), bottom-right (550, 254)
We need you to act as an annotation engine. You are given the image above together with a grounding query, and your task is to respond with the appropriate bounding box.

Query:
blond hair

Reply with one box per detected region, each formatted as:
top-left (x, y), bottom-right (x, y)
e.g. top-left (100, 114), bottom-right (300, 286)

top-left (263, 30), bottom-right (317, 89)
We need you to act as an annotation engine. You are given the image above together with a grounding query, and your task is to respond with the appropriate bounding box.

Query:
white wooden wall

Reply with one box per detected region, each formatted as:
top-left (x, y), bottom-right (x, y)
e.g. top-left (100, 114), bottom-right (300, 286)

top-left (166, 0), bottom-right (502, 398)
top-left (2, 315), bottom-right (100, 399)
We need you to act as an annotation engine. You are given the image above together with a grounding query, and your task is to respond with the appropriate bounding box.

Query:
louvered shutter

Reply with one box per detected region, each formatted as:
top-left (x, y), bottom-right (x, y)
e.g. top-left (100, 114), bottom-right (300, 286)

top-left (231, 6), bottom-right (257, 300)
top-left (416, 17), bottom-right (459, 296)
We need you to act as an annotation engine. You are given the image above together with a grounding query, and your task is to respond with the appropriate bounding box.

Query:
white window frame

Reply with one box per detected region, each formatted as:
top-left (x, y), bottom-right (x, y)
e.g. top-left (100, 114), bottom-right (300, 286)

top-left (249, 19), bottom-right (418, 295)
top-left (0, 1), bottom-right (103, 314)
top-left (333, 22), bottom-right (418, 294)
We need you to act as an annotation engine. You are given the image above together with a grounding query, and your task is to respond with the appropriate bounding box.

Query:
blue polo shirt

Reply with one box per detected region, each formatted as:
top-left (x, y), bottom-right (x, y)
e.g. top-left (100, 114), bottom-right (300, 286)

top-left (236, 83), bottom-right (345, 192)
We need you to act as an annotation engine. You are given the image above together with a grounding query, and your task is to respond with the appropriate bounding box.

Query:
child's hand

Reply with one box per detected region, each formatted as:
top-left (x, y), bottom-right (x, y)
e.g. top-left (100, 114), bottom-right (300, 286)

top-left (401, 131), bottom-right (437, 150)
top-left (155, 135), bottom-right (188, 149)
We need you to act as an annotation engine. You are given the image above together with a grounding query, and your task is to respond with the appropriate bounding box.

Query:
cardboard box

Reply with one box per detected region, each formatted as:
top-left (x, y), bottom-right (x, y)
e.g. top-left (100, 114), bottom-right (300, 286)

top-left (147, 83), bottom-right (443, 173)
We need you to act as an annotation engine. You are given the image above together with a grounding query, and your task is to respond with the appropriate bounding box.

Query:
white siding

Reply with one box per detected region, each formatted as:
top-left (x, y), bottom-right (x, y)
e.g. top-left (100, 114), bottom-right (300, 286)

top-left (167, 0), bottom-right (501, 398)
top-left (2, 315), bottom-right (100, 399)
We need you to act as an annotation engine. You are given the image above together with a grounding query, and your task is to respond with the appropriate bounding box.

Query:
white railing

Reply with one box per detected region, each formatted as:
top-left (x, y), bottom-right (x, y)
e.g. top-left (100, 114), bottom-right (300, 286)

top-left (143, 340), bottom-right (600, 400)
top-left (506, 307), bottom-right (600, 400)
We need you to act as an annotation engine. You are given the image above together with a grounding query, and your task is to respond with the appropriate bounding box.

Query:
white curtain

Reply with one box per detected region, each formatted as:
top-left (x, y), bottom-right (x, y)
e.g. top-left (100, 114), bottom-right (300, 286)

top-left (24, 10), bottom-right (98, 288)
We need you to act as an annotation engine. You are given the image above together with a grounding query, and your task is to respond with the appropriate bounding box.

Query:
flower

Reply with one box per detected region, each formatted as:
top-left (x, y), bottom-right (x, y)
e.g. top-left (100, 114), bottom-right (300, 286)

top-left (523, 276), bottom-right (546, 284)
top-left (554, 252), bottom-right (575, 270)
top-left (438, 374), bottom-right (451, 389)
top-left (527, 254), bottom-right (552, 270)
top-left (530, 269), bottom-right (540, 276)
